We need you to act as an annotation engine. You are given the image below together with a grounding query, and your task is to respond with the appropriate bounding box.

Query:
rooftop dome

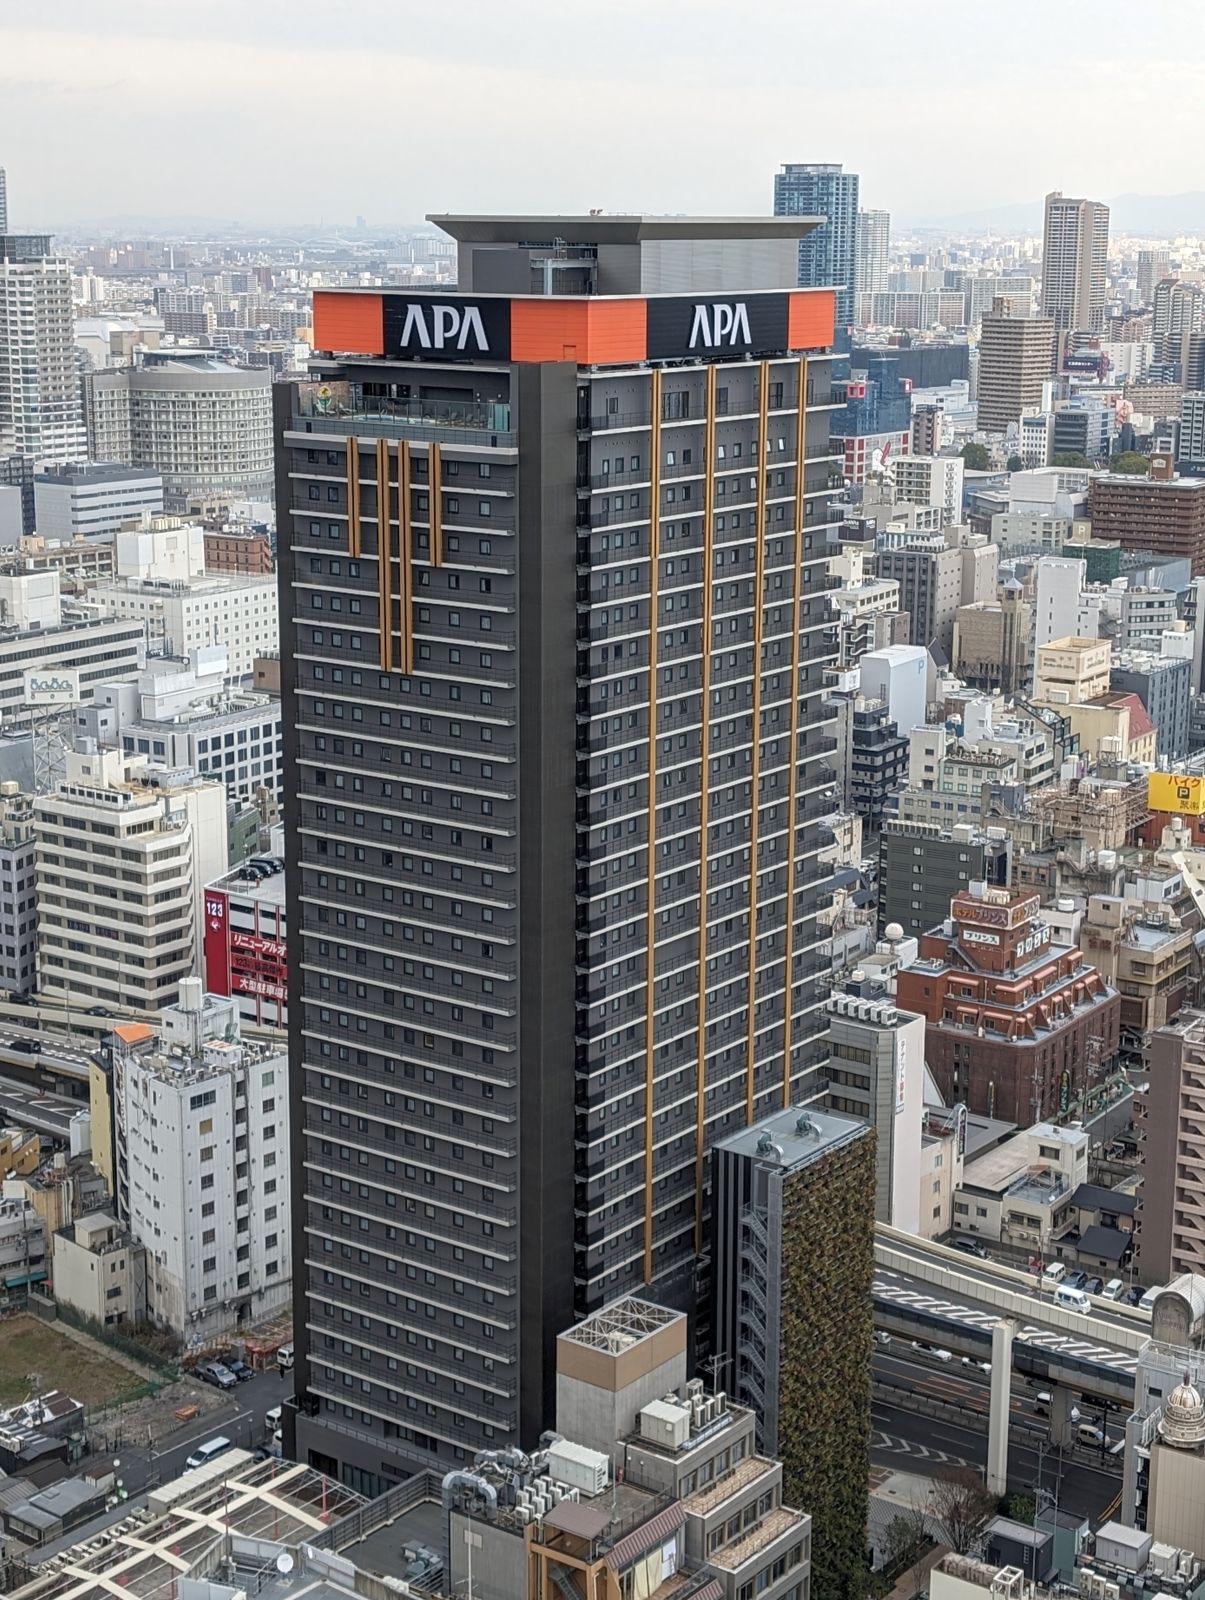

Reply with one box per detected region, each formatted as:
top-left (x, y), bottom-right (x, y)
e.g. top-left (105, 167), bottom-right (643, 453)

top-left (1159, 1375), bottom-right (1205, 1449)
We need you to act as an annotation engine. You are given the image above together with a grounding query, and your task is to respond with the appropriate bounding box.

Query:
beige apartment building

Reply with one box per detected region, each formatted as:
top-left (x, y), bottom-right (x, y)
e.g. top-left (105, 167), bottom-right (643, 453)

top-left (977, 300), bottom-right (1056, 431)
top-left (1080, 896), bottom-right (1195, 1058)
top-left (53, 1212), bottom-right (146, 1327)
top-left (1032, 635), bottom-right (1158, 764)
top-left (34, 746), bottom-right (227, 1010)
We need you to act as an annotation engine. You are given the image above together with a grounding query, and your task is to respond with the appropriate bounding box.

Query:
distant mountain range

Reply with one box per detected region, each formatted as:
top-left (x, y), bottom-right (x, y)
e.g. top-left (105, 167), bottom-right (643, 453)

top-left (899, 191), bottom-right (1205, 238)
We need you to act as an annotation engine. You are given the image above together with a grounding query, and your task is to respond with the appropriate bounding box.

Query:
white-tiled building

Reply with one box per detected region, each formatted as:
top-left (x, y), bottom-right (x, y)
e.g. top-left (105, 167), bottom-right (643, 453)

top-left (86, 572), bottom-right (278, 677)
top-left (112, 981), bottom-right (290, 1340)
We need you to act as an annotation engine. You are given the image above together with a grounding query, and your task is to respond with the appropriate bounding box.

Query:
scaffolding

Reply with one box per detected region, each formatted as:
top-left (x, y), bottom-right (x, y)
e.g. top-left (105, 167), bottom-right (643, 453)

top-left (1030, 777), bottom-right (1148, 851)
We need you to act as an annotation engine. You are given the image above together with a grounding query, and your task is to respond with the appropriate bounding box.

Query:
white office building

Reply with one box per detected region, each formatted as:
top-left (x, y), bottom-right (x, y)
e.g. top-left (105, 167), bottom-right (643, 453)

top-left (113, 516), bottom-right (205, 582)
top-left (0, 234), bottom-right (86, 464)
top-left (33, 464), bottom-right (163, 542)
top-left (826, 986), bottom-right (925, 1233)
top-left (35, 747), bottom-right (227, 1010)
top-left (890, 455), bottom-right (965, 526)
top-left (75, 646), bottom-right (283, 804)
top-left (1033, 554), bottom-right (1099, 650)
top-left (86, 572), bottom-right (278, 677)
top-left (112, 980), bottom-right (290, 1340)
top-left (859, 644), bottom-right (928, 737)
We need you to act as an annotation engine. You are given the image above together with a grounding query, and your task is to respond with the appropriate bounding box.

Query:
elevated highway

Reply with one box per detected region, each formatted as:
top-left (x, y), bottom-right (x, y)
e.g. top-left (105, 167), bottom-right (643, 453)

top-left (873, 1224), bottom-right (1148, 1486)
top-left (874, 1225), bottom-right (1147, 1402)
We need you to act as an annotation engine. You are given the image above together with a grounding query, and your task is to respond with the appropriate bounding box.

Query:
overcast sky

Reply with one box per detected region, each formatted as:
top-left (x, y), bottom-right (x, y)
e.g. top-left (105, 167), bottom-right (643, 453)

top-left (2, 0), bottom-right (1203, 230)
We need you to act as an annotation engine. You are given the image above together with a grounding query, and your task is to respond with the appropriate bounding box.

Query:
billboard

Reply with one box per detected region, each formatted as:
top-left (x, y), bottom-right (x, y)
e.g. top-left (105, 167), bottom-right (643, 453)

top-left (203, 890), bottom-right (231, 995)
top-left (312, 287), bottom-right (836, 367)
top-left (1149, 772), bottom-right (1205, 816)
top-left (24, 669), bottom-right (80, 707)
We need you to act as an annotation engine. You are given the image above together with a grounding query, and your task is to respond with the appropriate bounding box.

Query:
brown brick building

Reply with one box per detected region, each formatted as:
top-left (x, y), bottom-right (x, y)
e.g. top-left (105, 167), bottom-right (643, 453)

top-left (1088, 471), bottom-right (1205, 575)
top-left (204, 528), bottom-right (273, 575)
top-left (896, 884), bottom-right (1120, 1123)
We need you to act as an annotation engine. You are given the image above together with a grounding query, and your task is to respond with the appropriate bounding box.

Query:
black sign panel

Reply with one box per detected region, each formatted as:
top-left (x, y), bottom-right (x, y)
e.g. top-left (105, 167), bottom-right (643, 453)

top-left (645, 293), bottom-right (790, 361)
top-left (383, 296), bottom-right (511, 361)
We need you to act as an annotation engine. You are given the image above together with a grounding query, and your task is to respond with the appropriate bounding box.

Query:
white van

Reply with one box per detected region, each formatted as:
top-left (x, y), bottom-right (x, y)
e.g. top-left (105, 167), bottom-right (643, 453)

top-left (186, 1435), bottom-right (234, 1472)
top-left (1043, 1262), bottom-right (1067, 1283)
top-left (1139, 1287), bottom-right (1160, 1313)
top-left (1101, 1279), bottom-right (1125, 1301)
top-left (1077, 1422), bottom-right (1105, 1446)
top-left (277, 1343), bottom-right (294, 1372)
top-left (1055, 1284), bottom-right (1091, 1313)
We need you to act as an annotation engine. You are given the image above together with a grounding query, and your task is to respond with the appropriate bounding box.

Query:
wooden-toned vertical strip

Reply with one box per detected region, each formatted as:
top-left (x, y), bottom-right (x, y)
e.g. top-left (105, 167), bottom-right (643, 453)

top-left (781, 358), bottom-right (808, 1107)
top-left (398, 442), bottom-right (414, 674)
top-left (745, 361), bottom-right (770, 1126)
top-left (693, 362), bottom-right (718, 1251)
top-left (643, 367), bottom-right (662, 1286)
top-left (346, 437), bottom-right (361, 558)
top-left (429, 442), bottom-right (443, 567)
top-left (376, 437), bottom-right (392, 674)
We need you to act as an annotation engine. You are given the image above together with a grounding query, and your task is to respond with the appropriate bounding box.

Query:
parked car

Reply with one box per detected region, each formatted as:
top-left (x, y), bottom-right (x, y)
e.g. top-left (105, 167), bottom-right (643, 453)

top-left (1124, 1286), bottom-right (1145, 1306)
top-left (1062, 1270), bottom-right (1089, 1291)
top-left (226, 1358), bottom-right (254, 1383)
top-left (1101, 1279), bottom-right (1126, 1301)
top-left (187, 1436), bottom-right (234, 1471)
top-left (87, 1005), bottom-right (114, 1017)
top-left (7, 992), bottom-right (34, 1006)
top-left (277, 1343), bottom-right (294, 1373)
top-left (1042, 1262), bottom-right (1067, 1283)
top-left (195, 1360), bottom-right (238, 1391)
top-left (1084, 1277), bottom-right (1104, 1297)
top-left (265, 1405), bottom-right (282, 1433)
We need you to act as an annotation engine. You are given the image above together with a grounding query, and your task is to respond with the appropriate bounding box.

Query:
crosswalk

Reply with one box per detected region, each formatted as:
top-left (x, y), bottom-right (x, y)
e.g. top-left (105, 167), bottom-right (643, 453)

top-left (874, 1272), bottom-right (1139, 1375)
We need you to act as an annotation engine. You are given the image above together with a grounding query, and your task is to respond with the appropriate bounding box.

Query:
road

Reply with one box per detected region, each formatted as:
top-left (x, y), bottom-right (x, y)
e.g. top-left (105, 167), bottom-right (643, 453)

top-left (0, 1078), bottom-right (83, 1138)
top-left (100, 1366), bottom-right (294, 1494)
top-left (872, 1349), bottom-right (1122, 1522)
top-left (0, 1023), bottom-right (97, 1090)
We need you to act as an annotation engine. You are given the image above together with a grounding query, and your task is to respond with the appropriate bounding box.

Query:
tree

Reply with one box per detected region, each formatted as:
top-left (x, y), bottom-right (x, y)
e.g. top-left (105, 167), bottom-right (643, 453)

top-left (883, 1507), bottom-right (929, 1569)
top-left (1052, 451), bottom-right (1091, 467)
top-left (960, 442), bottom-right (991, 471)
top-left (1110, 450), bottom-right (1150, 475)
top-left (1005, 1493), bottom-right (1037, 1525)
top-left (929, 1467), bottom-right (998, 1554)
top-left (1007, 454), bottom-right (1024, 473)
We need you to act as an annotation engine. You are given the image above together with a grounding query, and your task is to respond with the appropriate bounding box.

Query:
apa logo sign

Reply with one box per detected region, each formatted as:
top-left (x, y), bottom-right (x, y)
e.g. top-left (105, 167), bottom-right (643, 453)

top-left (646, 292), bottom-right (790, 361)
top-left (688, 301), bottom-right (753, 350)
top-left (385, 296), bottom-right (511, 361)
top-left (400, 303), bottom-right (490, 352)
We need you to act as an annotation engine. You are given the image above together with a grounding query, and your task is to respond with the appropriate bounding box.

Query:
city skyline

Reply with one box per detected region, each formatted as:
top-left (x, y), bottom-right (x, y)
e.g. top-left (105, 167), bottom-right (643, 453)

top-left (3, 0), bottom-right (1205, 229)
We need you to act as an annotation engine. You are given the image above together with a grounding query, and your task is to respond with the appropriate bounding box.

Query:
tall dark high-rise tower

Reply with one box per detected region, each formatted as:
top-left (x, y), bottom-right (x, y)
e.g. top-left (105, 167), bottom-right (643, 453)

top-left (278, 216), bottom-right (841, 1493)
top-left (774, 164), bottom-right (860, 328)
